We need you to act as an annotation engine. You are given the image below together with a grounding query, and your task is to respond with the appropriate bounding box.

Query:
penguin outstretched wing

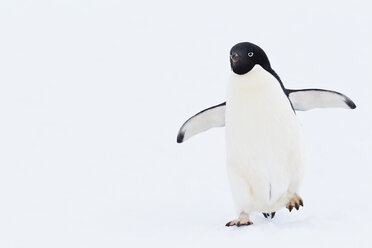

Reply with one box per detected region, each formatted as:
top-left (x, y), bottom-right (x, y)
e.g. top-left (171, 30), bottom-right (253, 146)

top-left (177, 102), bottom-right (225, 143)
top-left (287, 89), bottom-right (356, 111)
top-left (177, 89), bottom-right (355, 143)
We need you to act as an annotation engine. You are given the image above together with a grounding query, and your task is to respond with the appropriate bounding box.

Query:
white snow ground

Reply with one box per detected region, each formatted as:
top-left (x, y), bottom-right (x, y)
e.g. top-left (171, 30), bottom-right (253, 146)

top-left (0, 1), bottom-right (371, 247)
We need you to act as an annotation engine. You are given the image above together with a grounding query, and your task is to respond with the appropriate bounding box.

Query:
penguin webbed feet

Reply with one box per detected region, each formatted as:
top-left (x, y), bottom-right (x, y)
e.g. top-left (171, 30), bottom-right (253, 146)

top-left (225, 218), bottom-right (253, 227)
top-left (286, 193), bottom-right (304, 212)
top-left (263, 212), bottom-right (276, 219)
top-left (225, 212), bottom-right (253, 227)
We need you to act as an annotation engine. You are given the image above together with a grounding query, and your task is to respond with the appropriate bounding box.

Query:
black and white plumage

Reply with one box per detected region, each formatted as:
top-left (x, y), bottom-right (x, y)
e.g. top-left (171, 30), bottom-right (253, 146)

top-left (177, 42), bottom-right (356, 226)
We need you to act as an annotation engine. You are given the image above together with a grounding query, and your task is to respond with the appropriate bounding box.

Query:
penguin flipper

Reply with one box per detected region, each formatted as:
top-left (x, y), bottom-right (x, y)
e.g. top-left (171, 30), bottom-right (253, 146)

top-left (287, 89), bottom-right (356, 111)
top-left (177, 102), bottom-right (225, 143)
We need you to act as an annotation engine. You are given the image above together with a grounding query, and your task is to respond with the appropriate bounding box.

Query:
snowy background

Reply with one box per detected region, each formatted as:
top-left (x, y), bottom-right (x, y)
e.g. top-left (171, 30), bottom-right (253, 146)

top-left (0, 0), bottom-right (371, 247)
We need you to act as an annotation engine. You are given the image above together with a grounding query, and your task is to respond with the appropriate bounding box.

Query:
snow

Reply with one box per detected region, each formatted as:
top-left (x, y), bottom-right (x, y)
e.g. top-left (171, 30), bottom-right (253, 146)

top-left (0, 0), bottom-right (371, 247)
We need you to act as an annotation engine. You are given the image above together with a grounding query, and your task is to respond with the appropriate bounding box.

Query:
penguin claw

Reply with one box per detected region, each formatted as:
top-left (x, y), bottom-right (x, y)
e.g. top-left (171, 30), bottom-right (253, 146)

top-left (225, 221), bottom-right (234, 227)
top-left (263, 212), bottom-right (276, 219)
top-left (295, 203), bottom-right (299, 210)
top-left (286, 193), bottom-right (304, 212)
top-left (238, 220), bottom-right (253, 226)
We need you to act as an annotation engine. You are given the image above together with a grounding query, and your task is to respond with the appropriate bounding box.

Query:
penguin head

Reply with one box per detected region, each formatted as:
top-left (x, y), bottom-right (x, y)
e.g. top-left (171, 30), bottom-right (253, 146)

top-left (230, 42), bottom-right (271, 75)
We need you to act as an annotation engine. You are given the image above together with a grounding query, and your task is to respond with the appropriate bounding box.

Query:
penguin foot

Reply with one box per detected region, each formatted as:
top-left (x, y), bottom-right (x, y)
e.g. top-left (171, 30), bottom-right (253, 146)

top-left (286, 193), bottom-right (304, 212)
top-left (225, 218), bottom-right (253, 227)
top-left (263, 212), bottom-right (276, 219)
top-left (225, 212), bottom-right (253, 227)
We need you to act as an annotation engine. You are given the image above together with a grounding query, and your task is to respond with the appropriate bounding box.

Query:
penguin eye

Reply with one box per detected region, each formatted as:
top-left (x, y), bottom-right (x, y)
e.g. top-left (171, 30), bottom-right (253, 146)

top-left (248, 52), bottom-right (254, 57)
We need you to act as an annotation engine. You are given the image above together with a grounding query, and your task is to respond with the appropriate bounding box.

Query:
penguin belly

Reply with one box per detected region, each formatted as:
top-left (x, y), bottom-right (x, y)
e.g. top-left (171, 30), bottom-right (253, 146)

top-left (226, 65), bottom-right (304, 214)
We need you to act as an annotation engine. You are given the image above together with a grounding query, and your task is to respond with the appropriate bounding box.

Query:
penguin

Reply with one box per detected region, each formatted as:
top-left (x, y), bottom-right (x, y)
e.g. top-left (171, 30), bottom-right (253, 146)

top-left (177, 42), bottom-right (356, 226)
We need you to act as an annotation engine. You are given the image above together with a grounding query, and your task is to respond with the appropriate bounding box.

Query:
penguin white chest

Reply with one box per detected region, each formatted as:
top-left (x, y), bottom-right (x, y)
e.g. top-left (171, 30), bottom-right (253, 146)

top-left (226, 65), bottom-right (304, 212)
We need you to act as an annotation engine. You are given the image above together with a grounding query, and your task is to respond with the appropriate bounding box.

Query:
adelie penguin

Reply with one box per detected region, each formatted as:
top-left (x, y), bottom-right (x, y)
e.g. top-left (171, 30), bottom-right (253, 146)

top-left (177, 42), bottom-right (356, 227)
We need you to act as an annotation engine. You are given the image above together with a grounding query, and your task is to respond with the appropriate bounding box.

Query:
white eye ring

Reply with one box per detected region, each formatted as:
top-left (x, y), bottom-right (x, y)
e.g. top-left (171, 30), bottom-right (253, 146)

top-left (248, 52), bottom-right (254, 57)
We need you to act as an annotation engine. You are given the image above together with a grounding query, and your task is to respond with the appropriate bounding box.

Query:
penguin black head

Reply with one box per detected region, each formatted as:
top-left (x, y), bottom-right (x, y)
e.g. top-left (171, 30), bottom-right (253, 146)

top-left (230, 42), bottom-right (271, 75)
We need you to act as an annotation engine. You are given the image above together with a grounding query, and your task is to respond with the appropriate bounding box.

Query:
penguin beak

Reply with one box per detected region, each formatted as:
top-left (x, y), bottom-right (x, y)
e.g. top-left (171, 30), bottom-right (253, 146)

top-left (231, 53), bottom-right (239, 63)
